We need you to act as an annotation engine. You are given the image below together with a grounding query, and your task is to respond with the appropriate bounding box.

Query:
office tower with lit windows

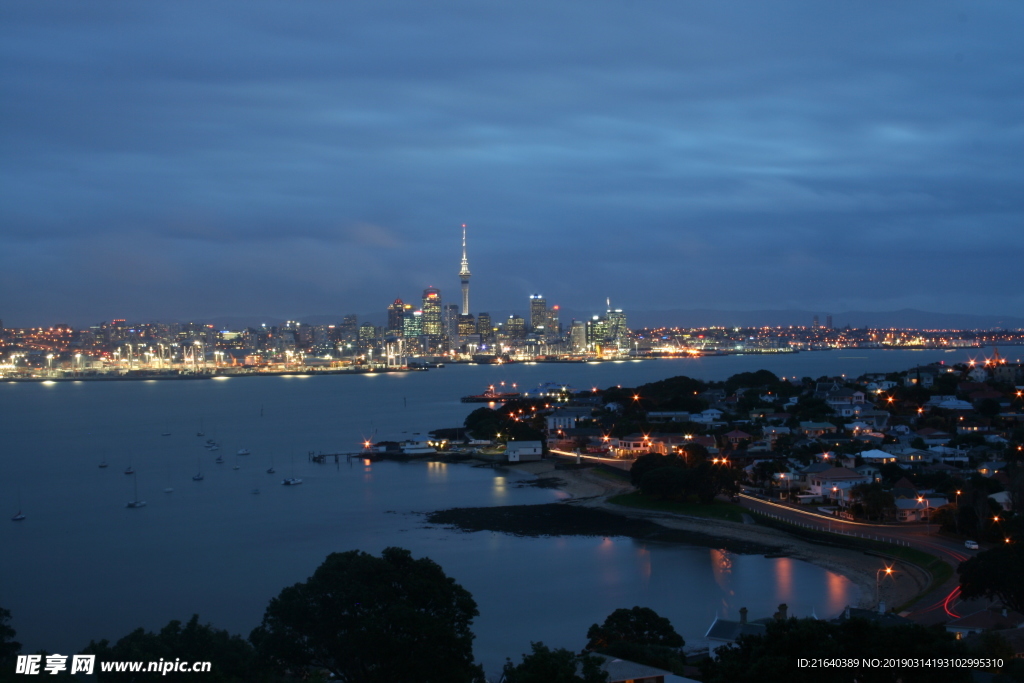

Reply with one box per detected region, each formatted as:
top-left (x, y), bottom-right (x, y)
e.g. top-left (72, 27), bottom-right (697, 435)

top-left (505, 315), bottom-right (526, 340)
top-left (422, 287), bottom-right (442, 337)
top-left (529, 294), bottom-right (547, 333)
top-left (547, 305), bottom-right (560, 337)
top-left (444, 304), bottom-right (461, 348)
top-left (570, 321), bottom-right (587, 353)
top-left (606, 307), bottom-right (628, 349)
top-left (476, 312), bottom-right (492, 343)
top-left (403, 310), bottom-right (423, 338)
top-left (388, 299), bottom-right (406, 335)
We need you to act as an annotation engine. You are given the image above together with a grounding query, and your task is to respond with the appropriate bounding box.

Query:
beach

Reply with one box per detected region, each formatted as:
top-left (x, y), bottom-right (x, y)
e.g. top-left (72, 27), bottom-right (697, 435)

top-left (433, 460), bottom-right (930, 614)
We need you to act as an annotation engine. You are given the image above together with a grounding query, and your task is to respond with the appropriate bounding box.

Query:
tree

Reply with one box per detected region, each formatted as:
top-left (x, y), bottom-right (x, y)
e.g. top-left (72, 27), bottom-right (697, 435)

top-left (629, 452), bottom-right (684, 486)
top-left (585, 607), bottom-right (685, 674)
top-left (251, 548), bottom-right (483, 683)
top-left (83, 615), bottom-right (264, 683)
top-left (502, 642), bottom-right (607, 683)
top-left (958, 542), bottom-right (1024, 614)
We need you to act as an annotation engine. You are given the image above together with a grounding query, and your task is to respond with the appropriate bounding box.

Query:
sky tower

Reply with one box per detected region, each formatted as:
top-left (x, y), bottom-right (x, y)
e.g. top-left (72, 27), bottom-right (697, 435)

top-left (459, 224), bottom-right (471, 315)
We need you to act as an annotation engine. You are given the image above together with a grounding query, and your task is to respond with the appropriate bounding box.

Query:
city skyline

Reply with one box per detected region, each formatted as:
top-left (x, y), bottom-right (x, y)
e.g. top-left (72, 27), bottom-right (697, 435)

top-left (2, 2), bottom-right (1023, 327)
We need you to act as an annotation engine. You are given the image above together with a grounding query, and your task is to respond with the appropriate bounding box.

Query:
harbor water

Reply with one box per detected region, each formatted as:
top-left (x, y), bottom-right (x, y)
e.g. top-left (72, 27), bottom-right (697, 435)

top-left (0, 349), bottom-right (973, 674)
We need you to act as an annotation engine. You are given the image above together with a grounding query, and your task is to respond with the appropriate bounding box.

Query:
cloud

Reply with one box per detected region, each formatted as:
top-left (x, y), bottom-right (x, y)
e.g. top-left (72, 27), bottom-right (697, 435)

top-left (0, 1), bottom-right (1022, 325)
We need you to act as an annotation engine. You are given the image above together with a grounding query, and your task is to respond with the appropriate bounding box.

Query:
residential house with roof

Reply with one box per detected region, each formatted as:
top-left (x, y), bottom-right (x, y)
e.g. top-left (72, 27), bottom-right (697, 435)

top-left (724, 429), bottom-right (753, 447)
top-left (895, 494), bottom-right (946, 522)
top-left (808, 466), bottom-right (873, 498)
top-left (705, 607), bottom-right (768, 659)
top-left (859, 449), bottom-right (899, 465)
top-left (800, 421), bottom-right (837, 439)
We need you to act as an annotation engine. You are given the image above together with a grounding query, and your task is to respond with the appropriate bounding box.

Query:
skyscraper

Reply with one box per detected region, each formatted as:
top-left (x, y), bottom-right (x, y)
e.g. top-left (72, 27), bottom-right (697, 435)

top-left (458, 224), bottom-right (471, 315)
top-left (476, 312), bottom-right (492, 343)
top-left (422, 287), bottom-right (442, 336)
top-left (387, 298), bottom-right (405, 335)
top-left (529, 294), bottom-right (547, 333)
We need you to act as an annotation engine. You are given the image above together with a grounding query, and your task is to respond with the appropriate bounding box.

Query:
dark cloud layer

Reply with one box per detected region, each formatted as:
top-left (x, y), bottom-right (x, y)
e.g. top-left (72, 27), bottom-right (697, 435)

top-left (1, 1), bottom-right (1022, 326)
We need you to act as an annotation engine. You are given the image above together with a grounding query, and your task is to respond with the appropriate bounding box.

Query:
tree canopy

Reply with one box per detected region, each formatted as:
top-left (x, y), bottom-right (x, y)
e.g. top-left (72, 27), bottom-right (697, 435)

top-left (251, 547), bottom-right (483, 683)
top-left (958, 542), bottom-right (1024, 614)
top-left (501, 642), bottom-right (607, 683)
top-left (83, 615), bottom-right (265, 683)
top-left (585, 607), bottom-right (685, 674)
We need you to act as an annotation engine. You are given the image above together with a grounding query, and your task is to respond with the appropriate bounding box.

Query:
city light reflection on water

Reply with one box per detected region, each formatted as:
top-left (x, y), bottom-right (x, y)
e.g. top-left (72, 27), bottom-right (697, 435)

top-left (0, 358), bottom-right (884, 676)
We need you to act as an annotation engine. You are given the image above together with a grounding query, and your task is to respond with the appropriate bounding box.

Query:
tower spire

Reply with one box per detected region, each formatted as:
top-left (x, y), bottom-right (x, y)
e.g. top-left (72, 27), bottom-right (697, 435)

top-left (459, 224), bottom-right (471, 315)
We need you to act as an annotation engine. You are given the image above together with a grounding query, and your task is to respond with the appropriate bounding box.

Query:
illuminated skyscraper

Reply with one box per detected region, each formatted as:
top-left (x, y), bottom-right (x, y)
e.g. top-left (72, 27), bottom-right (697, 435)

top-left (458, 224), bottom-right (471, 315)
top-left (422, 287), bottom-right (442, 336)
top-left (529, 294), bottom-right (547, 333)
top-left (387, 298), bottom-right (405, 335)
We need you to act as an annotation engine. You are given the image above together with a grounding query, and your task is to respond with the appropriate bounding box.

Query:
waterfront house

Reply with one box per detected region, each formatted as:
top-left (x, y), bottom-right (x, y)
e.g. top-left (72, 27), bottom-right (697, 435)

top-left (705, 608), bottom-right (767, 659)
top-left (506, 440), bottom-right (543, 463)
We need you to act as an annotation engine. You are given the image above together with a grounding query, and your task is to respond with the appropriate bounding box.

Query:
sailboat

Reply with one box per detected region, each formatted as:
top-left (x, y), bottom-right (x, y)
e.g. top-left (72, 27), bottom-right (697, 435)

top-left (126, 475), bottom-right (146, 508)
top-left (11, 492), bottom-right (25, 521)
top-left (266, 455), bottom-right (276, 474)
top-left (161, 420), bottom-right (171, 436)
top-left (192, 457), bottom-right (204, 481)
top-left (196, 418), bottom-right (205, 437)
top-left (98, 461), bottom-right (108, 468)
top-left (282, 454), bottom-right (302, 486)
top-left (124, 459), bottom-right (135, 475)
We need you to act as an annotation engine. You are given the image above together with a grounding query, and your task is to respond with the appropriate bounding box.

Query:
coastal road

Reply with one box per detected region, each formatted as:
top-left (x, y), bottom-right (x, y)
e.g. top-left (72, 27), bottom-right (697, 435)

top-left (736, 494), bottom-right (978, 623)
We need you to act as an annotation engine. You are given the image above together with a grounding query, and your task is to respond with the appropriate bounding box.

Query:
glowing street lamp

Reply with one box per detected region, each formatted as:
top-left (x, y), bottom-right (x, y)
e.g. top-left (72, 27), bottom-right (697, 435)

top-left (876, 566), bottom-right (894, 607)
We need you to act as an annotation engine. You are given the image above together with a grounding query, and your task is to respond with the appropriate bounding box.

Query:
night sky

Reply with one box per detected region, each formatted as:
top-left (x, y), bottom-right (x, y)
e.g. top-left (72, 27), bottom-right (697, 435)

top-left (2, 2), bottom-right (1022, 327)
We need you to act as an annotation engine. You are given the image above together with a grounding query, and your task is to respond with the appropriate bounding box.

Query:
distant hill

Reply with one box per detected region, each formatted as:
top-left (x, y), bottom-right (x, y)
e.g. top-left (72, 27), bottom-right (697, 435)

top-left (620, 308), bottom-right (1024, 330)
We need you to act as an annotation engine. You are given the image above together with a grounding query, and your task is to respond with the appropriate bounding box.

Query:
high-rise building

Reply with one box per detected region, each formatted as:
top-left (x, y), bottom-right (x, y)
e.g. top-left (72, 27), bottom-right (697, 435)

top-left (458, 314), bottom-right (476, 336)
top-left (547, 305), bottom-right (560, 337)
top-left (458, 224), bottom-right (471, 315)
top-left (812, 314), bottom-right (820, 329)
top-left (570, 321), bottom-right (587, 353)
top-left (358, 323), bottom-right (377, 351)
top-left (505, 315), bottom-right (526, 340)
top-left (606, 308), bottom-right (628, 349)
top-left (403, 310), bottom-right (423, 338)
top-left (586, 316), bottom-right (608, 348)
top-left (422, 287), bottom-right (442, 336)
top-left (476, 312), bottom-right (492, 343)
top-left (826, 314), bottom-right (833, 330)
top-left (387, 298), bottom-right (405, 335)
top-left (443, 304), bottom-right (460, 344)
top-left (529, 294), bottom-right (547, 333)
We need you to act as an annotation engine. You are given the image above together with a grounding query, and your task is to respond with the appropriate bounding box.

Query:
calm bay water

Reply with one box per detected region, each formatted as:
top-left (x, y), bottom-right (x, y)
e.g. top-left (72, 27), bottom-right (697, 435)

top-left (0, 349), bottom-right (971, 674)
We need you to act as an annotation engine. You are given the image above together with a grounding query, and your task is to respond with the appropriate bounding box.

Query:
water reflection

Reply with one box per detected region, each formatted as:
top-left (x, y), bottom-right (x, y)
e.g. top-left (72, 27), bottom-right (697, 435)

top-left (710, 548), bottom-right (734, 593)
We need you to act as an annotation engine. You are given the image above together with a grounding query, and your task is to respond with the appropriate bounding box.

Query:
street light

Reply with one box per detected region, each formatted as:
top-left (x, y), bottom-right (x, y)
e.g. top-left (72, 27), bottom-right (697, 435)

top-left (917, 496), bottom-right (930, 533)
top-left (876, 566), bottom-right (894, 608)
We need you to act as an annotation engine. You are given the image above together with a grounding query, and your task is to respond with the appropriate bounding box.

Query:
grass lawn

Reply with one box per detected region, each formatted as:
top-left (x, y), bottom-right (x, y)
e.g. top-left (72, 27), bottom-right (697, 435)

top-left (608, 492), bottom-right (746, 523)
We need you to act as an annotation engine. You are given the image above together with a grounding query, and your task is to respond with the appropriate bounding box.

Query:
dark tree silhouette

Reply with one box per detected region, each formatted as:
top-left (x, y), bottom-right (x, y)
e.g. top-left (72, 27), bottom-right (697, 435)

top-left (251, 548), bottom-right (483, 683)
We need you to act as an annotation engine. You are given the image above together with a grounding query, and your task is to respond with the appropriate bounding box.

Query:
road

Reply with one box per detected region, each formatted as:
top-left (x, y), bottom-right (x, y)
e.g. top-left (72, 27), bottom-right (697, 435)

top-left (736, 494), bottom-right (980, 623)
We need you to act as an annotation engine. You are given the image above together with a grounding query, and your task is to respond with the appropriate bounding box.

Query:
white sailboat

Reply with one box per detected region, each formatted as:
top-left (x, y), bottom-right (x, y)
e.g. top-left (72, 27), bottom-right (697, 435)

top-left (282, 454), bottom-right (302, 486)
top-left (126, 475), bottom-right (146, 508)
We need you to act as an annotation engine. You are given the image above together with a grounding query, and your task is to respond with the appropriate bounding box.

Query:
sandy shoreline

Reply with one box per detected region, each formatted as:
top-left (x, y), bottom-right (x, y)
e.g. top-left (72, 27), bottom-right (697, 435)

top-left (490, 461), bottom-right (930, 612)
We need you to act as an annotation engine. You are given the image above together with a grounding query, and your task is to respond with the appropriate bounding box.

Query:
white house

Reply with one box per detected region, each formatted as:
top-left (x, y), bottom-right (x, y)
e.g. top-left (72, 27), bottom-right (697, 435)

top-left (506, 440), bottom-right (543, 463)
